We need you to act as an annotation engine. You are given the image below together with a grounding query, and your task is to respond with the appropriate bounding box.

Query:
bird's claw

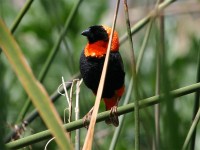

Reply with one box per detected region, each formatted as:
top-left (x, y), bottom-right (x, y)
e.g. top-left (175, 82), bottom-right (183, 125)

top-left (82, 107), bottom-right (94, 129)
top-left (105, 106), bottom-right (119, 127)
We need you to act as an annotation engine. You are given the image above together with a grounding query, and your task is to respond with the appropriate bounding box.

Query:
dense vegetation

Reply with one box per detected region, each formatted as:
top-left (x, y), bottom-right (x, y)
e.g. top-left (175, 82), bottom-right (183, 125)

top-left (1, 0), bottom-right (200, 149)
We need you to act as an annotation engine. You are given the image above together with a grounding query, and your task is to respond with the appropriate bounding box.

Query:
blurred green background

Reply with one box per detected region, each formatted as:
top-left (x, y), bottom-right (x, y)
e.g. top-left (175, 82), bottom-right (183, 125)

top-left (1, 0), bottom-right (200, 149)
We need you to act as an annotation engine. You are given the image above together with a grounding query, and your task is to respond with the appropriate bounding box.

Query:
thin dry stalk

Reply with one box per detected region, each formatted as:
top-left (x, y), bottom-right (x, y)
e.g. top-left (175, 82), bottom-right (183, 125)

top-left (82, 0), bottom-right (120, 149)
top-left (75, 79), bottom-right (82, 150)
top-left (44, 137), bottom-right (55, 150)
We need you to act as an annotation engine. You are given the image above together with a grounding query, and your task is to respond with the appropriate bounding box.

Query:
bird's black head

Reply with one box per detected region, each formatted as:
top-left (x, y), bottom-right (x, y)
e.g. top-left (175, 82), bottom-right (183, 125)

top-left (81, 25), bottom-right (109, 43)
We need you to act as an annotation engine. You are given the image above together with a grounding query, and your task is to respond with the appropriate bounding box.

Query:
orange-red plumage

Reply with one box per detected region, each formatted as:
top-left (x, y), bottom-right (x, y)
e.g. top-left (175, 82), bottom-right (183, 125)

top-left (104, 85), bottom-right (125, 110)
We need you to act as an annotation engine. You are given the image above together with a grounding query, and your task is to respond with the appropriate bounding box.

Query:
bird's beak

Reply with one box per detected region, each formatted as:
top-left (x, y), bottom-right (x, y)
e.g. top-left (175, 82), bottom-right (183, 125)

top-left (81, 29), bottom-right (90, 36)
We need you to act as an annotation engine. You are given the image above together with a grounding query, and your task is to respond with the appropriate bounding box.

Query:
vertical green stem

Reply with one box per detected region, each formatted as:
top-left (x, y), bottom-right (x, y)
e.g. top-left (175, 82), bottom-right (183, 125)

top-left (136, 20), bottom-right (153, 73)
top-left (123, 0), bottom-right (140, 149)
top-left (110, 18), bottom-right (153, 150)
top-left (0, 59), bottom-right (7, 149)
top-left (6, 0), bottom-right (35, 124)
top-left (154, 0), bottom-right (164, 149)
top-left (190, 42), bottom-right (200, 150)
top-left (0, 0), bottom-right (34, 55)
top-left (182, 107), bottom-right (200, 150)
top-left (154, 47), bottom-right (160, 150)
top-left (10, 0), bottom-right (34, 33)
top-left (38, 0), bottom-right (82, 83)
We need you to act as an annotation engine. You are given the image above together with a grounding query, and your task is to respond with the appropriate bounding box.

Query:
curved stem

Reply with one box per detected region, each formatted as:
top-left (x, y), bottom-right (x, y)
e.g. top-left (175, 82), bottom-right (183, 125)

top-left (6, 82), bottom-right (200, 149)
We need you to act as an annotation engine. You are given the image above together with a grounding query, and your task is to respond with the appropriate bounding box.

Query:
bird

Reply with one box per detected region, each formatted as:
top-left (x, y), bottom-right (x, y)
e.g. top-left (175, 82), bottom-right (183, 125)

top-left (80, 25), bottom-right (125, 127)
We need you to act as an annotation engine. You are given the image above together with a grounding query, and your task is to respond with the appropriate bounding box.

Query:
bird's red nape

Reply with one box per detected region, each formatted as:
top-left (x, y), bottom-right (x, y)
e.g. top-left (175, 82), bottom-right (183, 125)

top-left (102, 25), bottom-right (119, 51)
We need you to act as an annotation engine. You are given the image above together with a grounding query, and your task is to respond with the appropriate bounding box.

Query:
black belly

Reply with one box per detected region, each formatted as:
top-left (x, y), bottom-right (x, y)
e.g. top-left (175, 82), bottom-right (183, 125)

top-left (80, 50), bottom-right (125, 98)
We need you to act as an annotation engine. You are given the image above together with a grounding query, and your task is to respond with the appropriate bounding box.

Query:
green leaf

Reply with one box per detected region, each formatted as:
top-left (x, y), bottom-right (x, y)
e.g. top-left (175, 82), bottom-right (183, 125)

top-left (0, 20), bottom-right (72, 150)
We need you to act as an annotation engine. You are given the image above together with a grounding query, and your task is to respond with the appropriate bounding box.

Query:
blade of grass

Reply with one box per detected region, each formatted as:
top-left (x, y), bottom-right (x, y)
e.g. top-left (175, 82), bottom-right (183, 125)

top-left (82, 1), bottom-right (120, 149)
top-left (123, 0), bottom-right (140, 149)
top-left (0, 20), bottom-right (72, 149)
top-left (6, 82), bottom-right (200, 149)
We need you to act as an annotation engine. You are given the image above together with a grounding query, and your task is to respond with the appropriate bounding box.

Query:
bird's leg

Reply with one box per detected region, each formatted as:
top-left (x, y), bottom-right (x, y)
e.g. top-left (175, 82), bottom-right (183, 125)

top-left (108, 106), bottom-right (119, 127)
top-left (105, 99), bottom-right (119, 127)
top-left (82, 107), bottom-right (94, 129)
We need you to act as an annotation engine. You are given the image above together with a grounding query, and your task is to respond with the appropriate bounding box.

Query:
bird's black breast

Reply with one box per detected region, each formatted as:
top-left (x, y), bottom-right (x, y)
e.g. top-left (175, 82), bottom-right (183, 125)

top-left (80, 50), bottom-right (125, 98)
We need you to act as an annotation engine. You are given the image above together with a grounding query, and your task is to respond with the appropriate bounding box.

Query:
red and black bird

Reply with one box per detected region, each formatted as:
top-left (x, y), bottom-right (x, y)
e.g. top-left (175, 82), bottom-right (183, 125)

top-left (80, 25), bottom-right (125, 126)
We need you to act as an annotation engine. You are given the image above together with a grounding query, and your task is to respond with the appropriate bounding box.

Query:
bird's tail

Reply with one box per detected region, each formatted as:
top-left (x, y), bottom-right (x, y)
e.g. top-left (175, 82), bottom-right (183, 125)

top-left (103, 85), bottom-right (125, 110)
top-left (103, 97), bottom-right (119, 111)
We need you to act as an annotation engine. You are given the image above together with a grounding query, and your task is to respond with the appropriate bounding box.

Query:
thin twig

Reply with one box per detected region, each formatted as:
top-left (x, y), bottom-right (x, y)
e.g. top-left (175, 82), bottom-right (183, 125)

top-left (69, 80), bottom-right (75, 124)
top-left (75, 79), bottom-right (82, 150)
top-left (82, 1), bottom-right (120, 149)
top-left (44, 137), bottom-right (55, 150)
top-left (60, 78), bottom-right (76, 138)
top-left (59, 78), bottom-right (70, 125)
top-left (4, 74), bottom-right (81, 143)
top-left (62, 77), bottom-right (70, 104)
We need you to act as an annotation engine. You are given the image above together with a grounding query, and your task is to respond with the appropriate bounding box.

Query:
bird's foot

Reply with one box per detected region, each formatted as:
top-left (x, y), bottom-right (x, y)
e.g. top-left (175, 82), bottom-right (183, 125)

top-left (105, 106), bottom-right (119, 127)
top-left (82, 107), bottom-right (94, 129)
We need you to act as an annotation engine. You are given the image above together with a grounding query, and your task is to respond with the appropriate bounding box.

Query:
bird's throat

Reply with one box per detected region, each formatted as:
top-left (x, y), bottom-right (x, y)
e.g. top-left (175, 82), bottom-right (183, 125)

top-left (84, 41), bottom-right (107, 58)
top-left (84, 40), bottom-right (119, 58)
